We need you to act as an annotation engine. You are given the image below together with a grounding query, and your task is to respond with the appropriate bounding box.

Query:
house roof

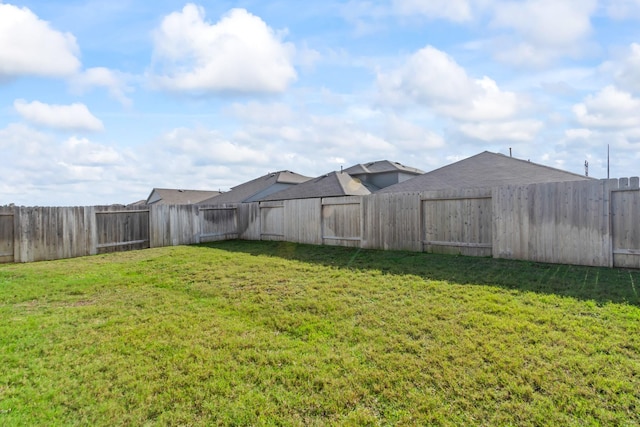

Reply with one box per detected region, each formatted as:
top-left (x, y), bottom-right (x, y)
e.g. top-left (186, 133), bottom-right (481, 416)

top-left (198, 170), bottom-right (311, 204)
top-left (344, 160), bottom-right (424, 175)
top-left (378, 151), bottom-right (593, 193)
top-left (259, 171), bottom-right (371, 201)
top-left (146, 188), bottom-right (222, 205)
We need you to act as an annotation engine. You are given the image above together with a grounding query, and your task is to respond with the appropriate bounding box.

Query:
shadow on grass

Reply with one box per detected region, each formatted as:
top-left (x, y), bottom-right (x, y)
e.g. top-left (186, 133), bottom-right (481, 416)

top-left (200, 240), bottom-right (640, 307)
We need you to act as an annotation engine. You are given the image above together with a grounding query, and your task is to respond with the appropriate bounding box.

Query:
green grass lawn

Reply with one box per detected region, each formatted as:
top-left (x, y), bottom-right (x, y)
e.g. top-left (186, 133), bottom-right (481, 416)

top-left (1, 240), bottom-right (639, 426)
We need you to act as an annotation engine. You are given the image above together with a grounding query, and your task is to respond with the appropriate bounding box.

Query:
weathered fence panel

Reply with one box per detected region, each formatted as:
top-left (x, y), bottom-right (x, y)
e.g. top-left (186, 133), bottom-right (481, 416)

top-left (493, 180), bottom-right (614, 267)
top-left (16, 206), bottom-right (96, 262)
top-left (611, 177), bottom-right (640, 268)
top-left (321, 196), bottom-right (362, 247)
top-left (199, 206), bottom-right (238, 242)
top-left (361, 192), bottom-right (422, 251)
top-left (284, 198), bottom-right (322, 245)
top-left (422, 188), bottom-right (492, 256)
top-left (150, 205), bottom-right (199, 247)
top-left (96, 206), bottom-right (149, 254)
top-left (237, 203), bottom-right (260, 240)
top-left (0, 207), bottom-right (15, 263)
top-left (260, 201), bottom-right (285, 241)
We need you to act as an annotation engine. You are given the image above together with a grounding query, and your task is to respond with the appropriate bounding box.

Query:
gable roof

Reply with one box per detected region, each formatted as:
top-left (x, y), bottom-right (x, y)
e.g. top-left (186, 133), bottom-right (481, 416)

top-left (259, 171), bottom-right (371, 201)
top-left (344, 160), bottom-right (424, 175)
top-left (199, 170), bottom-right (311, 204)
top-left (378, 151), bottom-right (593, 193)
top-left (146, 188), bottom-right (222, 205)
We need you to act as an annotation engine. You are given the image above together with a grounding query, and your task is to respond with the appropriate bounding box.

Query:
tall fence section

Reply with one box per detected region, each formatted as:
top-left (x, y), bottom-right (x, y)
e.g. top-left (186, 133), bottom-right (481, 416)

top-left (1, 177), bottom-right (638, 268)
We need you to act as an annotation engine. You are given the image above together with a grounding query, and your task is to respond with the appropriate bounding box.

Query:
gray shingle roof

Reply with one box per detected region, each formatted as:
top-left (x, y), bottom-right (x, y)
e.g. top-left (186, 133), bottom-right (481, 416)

top-left (344, 160), bottom-right (424, 175)
top-left (146, 188), bottom-right (222, 205)
top-left (198, 170), bottom-right (310, 204)
top-left (259, 171), bottom-right (371, 201)
top-left (378, 151), bottom-right (593, 193)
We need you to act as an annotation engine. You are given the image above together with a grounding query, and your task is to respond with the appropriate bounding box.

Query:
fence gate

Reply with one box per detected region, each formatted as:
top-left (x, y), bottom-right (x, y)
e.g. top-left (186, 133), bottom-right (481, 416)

top-left (611, 178), bottom-right (640, 268)
top-left (0, 209), bottom-right (14, 263)
top-left (421, 192), bottom-right (493, 257)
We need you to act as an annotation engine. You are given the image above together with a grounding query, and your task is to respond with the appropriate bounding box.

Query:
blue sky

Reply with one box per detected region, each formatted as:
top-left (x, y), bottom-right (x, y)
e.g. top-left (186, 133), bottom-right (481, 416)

top-left (1, 0), bottom-right (640, 206)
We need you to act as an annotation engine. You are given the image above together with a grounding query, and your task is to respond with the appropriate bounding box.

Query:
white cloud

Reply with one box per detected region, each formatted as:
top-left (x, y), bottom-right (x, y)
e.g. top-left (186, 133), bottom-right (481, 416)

top-left (566, 86), bottom-right (640, 178)
top-left (573, 86), bottom-right (640, 129)
top-left (393, 0), bottom-right (474, 22)
top-left (61, 137), bottom-right (123, 166)
top-left (151, 4), bottom-right (296, 94)
top-left (559, 127), bottom-right (640, 179)
top-left (377, 46), bottom-right (523, 121)
top-left (377, 46), bottom-right (474, 105)
top-left (605, 43), bottom-right (640, 94)
top-left (439, 77), bottom-right (521, 121)
top-left (14, 100), bottom-right (104, 132)
top-left (0, 3), bottom-right (80, 79)
top-left (159, 127), bottom-right (270, 165)
top-left (227, 102), bottom-right (295, 125)
top-left (0, 122), bottom-right (52, 158)
top-left (70, 67), bottom-right (134, 108)
top-left (384, 115), bottom-right (445, 150)
top-left (490, 0), bottom-right (597, 67)
top-left (0, 123), bottom-right (136, 205)
top-left (606, 0), bottom-right (640, 19)
top-left (492, 0), bottom-right (595, 47)
top-left (459, 119), bottom-right (543, 142)
top-left (564, 128), bottom-right (594, 140)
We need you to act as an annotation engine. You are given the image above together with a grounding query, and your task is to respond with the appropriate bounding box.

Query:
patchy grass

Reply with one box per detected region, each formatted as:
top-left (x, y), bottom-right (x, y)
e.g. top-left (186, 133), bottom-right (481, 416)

top-left (1, 240), bottom-right (639, 426)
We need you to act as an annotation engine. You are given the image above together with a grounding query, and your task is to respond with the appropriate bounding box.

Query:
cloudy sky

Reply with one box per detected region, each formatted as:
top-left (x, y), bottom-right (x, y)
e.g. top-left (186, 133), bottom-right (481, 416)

top-left (1, 0), bottom-right (640, 206)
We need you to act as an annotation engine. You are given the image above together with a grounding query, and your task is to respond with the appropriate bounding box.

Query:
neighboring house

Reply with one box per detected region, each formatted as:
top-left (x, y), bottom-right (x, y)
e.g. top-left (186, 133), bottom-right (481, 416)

top-left (145, 188), bottom-right (222, 205)
top-left (198, 170), bottom-right (311, 205)
top-left (258, 171), bottom-right (371, 201)
top-left (378, 151), bottom-right (594, 193)
top-left (343, 160), bottom-right (424, 192)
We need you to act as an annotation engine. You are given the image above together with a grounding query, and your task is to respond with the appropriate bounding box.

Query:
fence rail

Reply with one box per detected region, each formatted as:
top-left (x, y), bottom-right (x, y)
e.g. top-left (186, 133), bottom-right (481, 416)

top-left (1, 177), bottom-right (639, 268)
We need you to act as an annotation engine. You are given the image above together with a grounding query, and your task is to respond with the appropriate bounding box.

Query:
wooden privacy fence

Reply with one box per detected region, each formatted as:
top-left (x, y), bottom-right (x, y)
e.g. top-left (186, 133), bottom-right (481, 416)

top-left (0, 204), bottom-right (238, 263)
top-left (1, 177), bottom-right (639, 268)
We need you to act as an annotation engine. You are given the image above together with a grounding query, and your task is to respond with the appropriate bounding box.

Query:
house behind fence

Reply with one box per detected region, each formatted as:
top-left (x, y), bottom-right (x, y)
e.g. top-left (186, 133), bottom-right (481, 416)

top-left (1, 177), bottom-right (639, 269)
